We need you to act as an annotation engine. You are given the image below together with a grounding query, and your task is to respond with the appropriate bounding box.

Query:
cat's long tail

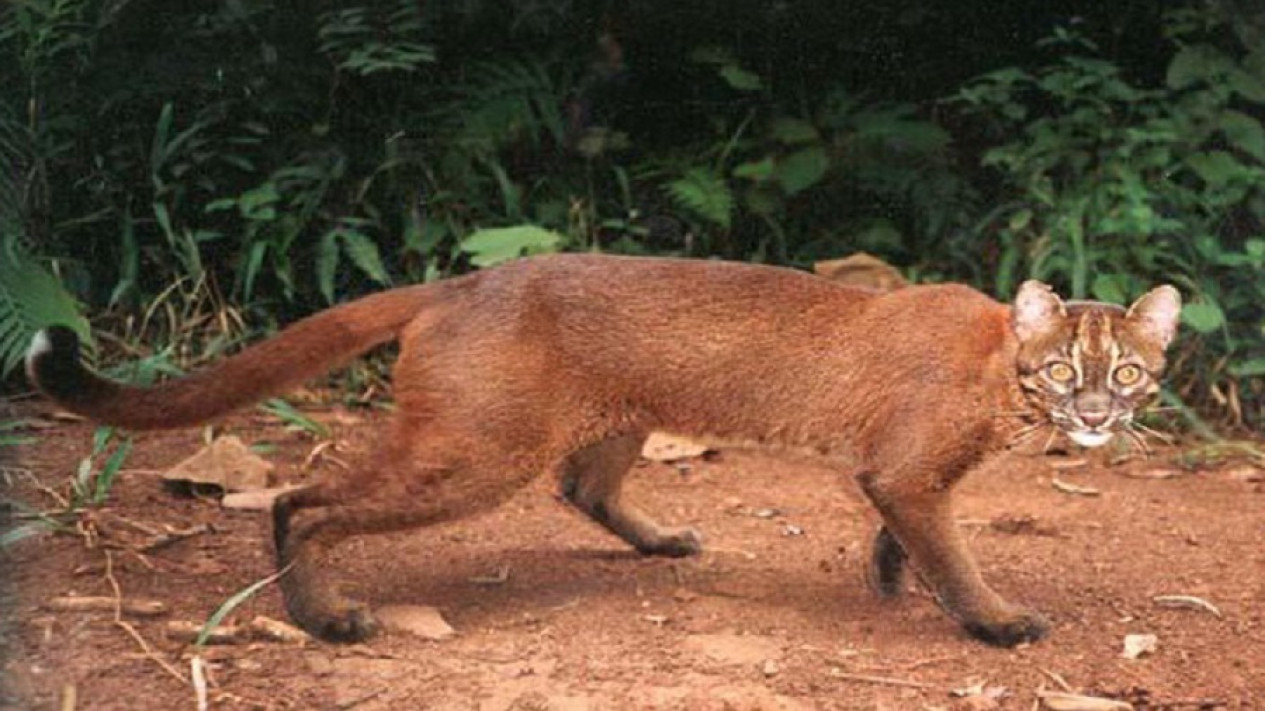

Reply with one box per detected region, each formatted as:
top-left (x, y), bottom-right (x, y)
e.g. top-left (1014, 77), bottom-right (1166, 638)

top-left (25, 283), bottom-right (440, 430)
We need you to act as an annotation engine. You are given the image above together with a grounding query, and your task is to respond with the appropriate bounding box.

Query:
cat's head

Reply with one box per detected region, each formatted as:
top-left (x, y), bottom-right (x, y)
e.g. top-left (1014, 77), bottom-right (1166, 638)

top-left (1011, 281), bottom-right (1181, 448)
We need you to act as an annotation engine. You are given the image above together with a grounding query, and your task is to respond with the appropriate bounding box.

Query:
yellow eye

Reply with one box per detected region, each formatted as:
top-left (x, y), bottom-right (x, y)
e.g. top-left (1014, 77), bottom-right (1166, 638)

top-left (1115, 364), bottom-right (1143, 386)
top-left (1046, 362), bottom-right (1075, 383)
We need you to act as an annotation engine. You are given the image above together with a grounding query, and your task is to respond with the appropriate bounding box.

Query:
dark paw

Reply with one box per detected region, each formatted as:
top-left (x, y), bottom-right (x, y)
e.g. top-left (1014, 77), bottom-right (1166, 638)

top-left (303, 603), bottom-right (380, 643)
top-left (963, 610), bottom-right (1050, 647)
top-left (867, 526), bottom-right (907, 599)
top-left (638, 527), bottom-right (703, 558)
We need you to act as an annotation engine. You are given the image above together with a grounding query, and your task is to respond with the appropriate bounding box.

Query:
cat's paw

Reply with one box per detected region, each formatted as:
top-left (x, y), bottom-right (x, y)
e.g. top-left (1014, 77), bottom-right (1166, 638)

top-left (638, 526), bottom-right (703, 558)
top-left (295, 600), bottom-right (380, 643)
top-left (963, 609), bottom-right (1050, 647)
top-left (866, 526), bottom-right (907, 599)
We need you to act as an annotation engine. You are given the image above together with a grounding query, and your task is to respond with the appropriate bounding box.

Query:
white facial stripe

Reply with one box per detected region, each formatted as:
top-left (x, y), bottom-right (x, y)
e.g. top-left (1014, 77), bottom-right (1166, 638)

top-left (1070, 341), bottom-right (1085, 389)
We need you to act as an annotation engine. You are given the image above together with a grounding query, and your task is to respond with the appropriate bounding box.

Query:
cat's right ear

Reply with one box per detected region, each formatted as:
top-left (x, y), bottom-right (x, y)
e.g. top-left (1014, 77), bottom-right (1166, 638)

top-left (1012, 280), bottom-right (1066, 342)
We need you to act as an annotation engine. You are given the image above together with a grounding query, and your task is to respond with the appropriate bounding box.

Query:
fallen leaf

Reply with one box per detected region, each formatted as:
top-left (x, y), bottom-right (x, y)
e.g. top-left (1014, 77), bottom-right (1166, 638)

top-left (641, 432), bottom-right (713, 462)
top-left (1121, 633), bottom-right (1158, 659)
top-left (813, 252), bottom-right (908, 291)
top-left (163, 436), bottom-right (273, 493)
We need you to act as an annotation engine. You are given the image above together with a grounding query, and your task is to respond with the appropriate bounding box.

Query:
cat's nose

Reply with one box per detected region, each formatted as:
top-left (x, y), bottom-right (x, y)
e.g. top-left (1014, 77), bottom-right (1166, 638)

top-left (1080, 411), bottom-right (1109, 428)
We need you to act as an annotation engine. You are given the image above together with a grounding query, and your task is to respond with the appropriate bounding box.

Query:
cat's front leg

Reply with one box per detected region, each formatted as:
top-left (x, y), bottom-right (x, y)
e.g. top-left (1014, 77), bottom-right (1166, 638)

top-left (856, 469), bottom-right (1049, 647)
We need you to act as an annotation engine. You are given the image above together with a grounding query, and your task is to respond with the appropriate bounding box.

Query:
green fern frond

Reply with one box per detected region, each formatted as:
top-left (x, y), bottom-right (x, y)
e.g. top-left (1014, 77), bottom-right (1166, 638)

top-left (440, 57), bottom-right (569, 153)
top-left (0, 232), bottom-right (89, 378)
top-left (665, 168), bottom-right (734, 229)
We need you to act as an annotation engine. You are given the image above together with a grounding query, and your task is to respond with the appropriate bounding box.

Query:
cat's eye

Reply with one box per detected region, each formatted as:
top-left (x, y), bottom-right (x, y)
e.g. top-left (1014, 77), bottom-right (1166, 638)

top-left (1114, 364), bottom-right (1143, 386)
top-left (1045, 362), bottom-right (1075, 383)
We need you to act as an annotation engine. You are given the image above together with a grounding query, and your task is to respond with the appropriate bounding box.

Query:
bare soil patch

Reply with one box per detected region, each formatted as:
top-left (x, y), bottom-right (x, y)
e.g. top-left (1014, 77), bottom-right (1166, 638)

top-left (2, 405), bottom-right (1262, 710)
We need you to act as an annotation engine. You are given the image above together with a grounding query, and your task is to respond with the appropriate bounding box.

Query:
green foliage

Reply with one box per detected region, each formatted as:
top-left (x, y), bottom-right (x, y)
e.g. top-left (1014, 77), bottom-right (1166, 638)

top-left (0, 232), bottom-right (90, 377)
top-left (460, 226), bottom-right (564, 268)
top-left (666, 168), bottom-right (734, 231)
top-left (1, 1), bottom-right (1257, 429)
top-left (72, 426), bottom-right (131, 507)
top-left (318, 2), bottom-right (435, 76)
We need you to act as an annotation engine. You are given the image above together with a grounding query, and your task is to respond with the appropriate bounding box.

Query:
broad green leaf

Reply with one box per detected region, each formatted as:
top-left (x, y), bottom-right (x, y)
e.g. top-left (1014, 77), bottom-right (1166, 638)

top-left (1008, 209), bottom-right (1033, 232)
top-left (1091, 273), bottom-right (1129, 304)
top-left (1229, 358), bottom-right (1265, 378)
top-left (460, 225), bottom-right (563, 268)
top-left (338, 230), bottom-right (390, 286)
top-left (315, 230), bottom-right (340, 303)
top-left (238, 184), bottom-right (280, 220)
top-left (1180, 300), bottom-right (1225, 334)
top-left (776, 146), bottom-right (829, 196)
top-left (1186, 151), bottom-right (1243, 185)
top-left (1219, 110), bottom-right (1265, 162)
top-left (1246, 238), bottom-right (1265, 261)
top-left (732, 156), bottom-right (775, 181)
top-left (1230, 66), bottom-right (1265, 103)
top-left (719, 65), bottom-right (762, 92)
top-left (769, 118), bottom-right (819, 145)
top-left (1166, 44), bottom-right (1231, 90)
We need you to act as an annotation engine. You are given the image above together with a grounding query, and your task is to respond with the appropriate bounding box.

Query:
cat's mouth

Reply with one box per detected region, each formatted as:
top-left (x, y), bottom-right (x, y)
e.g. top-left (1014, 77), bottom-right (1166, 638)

top-left (1066, 429), bottom-right (1114, 448)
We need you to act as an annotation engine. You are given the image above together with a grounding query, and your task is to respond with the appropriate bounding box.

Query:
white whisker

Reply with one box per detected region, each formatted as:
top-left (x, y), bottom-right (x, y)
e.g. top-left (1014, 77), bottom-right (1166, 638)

top-left (1130, 420), bottom-right (1175, 445)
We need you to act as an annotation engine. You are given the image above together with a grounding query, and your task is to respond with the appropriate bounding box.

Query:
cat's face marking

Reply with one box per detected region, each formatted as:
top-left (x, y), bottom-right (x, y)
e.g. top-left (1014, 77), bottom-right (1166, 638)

top-left (1012, 281), bottom-right (1181, 448)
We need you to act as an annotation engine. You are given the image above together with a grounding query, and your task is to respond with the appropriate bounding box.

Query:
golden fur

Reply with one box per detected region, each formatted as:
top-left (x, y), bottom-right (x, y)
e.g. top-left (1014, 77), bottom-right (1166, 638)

top-left (26, 254), bottom-right (1181, 646)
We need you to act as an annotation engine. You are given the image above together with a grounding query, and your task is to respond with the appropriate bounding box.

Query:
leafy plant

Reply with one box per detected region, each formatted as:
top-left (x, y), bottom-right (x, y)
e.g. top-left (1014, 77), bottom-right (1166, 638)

top-left (71, 426), bottom-right (132, 507)
top-left (318, 2), bottom-right (435, 76)
top-left (0, 232), bottom-right (89, 377)
top-left (955, 15), bottom-right (1265, 427)
top-left (460, 225), bottom-right (564, 268)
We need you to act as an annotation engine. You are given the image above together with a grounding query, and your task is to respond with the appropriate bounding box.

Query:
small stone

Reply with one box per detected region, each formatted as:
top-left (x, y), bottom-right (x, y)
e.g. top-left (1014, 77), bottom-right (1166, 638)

top-left (1122, 633), bottom-right (1158, 659)
top-left (761, 659), bottom-right (779, 677)
top-left (375, 605), bottom-right (455, 640)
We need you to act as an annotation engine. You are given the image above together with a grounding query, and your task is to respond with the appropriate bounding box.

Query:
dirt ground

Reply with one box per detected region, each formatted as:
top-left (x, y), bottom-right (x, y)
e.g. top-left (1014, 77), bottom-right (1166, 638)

top-left (1, 404), bottom-right (1262, 710)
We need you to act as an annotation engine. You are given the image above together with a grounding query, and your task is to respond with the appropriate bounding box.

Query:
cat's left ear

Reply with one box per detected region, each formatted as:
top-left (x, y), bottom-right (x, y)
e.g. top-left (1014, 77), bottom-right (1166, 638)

top-left (1013, 280), bottom-right (1066, 342)
top-left (1126, 285), bottom-right (1182, 350)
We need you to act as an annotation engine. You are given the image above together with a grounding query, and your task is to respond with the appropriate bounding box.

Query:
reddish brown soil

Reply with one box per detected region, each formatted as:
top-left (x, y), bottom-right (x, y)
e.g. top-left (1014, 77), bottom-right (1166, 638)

top-left (2, 406), bottom-right (1262, 710)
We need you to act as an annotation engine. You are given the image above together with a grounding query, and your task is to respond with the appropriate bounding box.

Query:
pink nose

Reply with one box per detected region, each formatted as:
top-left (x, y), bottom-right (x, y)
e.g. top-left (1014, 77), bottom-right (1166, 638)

top-left (1080, 411), bottom-right (1109, 428)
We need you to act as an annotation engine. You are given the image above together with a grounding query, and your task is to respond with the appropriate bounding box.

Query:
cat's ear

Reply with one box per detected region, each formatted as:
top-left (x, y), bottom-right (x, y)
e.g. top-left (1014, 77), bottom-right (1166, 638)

top-left (1012, 280), bottom-right (1066, 342)
top-left (1126, 285), bottom-right (1181, 350)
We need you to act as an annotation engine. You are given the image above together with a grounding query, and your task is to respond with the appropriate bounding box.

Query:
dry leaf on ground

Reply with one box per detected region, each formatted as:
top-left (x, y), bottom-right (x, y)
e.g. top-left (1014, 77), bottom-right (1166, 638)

top-left (162, 435), bottom-right (273, 492)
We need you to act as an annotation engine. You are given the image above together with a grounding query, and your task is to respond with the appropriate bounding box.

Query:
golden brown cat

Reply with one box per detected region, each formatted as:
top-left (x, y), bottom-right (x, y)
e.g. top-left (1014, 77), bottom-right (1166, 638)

top-left (25, 254), bottom-right (1181, 647)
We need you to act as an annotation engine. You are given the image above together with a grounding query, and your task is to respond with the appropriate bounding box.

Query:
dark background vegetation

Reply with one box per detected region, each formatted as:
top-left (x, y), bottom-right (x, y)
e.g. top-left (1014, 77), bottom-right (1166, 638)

top-left (1, 0), bottom-right (1263, 430)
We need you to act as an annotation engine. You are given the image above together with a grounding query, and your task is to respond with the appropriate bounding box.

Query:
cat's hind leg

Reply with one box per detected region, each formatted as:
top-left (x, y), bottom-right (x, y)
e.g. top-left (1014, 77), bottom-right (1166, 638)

top-left (558, 433), bottom-right (702, 557)
top-left (272, 431), bottom-right (537, 642)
